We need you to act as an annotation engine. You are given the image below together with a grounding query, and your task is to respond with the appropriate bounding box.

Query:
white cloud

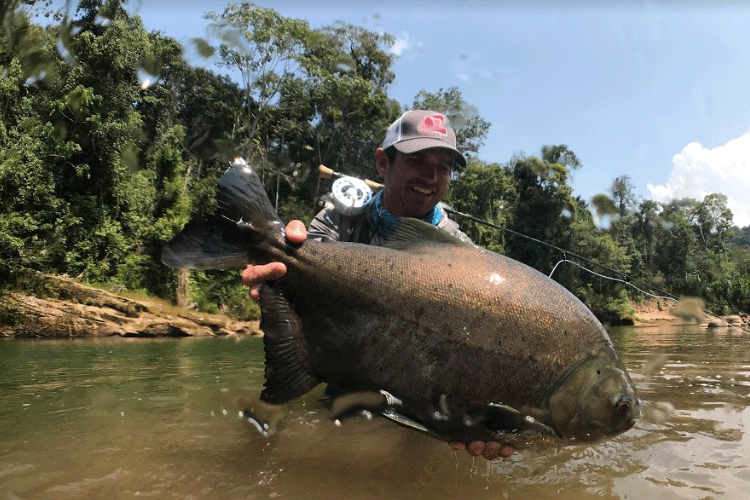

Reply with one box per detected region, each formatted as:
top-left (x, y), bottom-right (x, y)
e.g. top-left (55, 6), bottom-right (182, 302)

top-left (647, 130), bottom-right (750, 228)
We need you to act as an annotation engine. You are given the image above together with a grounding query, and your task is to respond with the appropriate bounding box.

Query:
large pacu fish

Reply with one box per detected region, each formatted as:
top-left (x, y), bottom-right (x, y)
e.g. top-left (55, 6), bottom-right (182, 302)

top-left (162, 161), bottom-right (639, 449)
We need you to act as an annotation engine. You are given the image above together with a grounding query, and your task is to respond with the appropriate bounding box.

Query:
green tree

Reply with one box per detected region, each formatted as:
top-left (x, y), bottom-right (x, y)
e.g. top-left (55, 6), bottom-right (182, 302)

top-left (610, 174), bottom-right (637, 217)
top-left (730, 225), bottom-right (750, 250)
top-left (297, 22), bottom-right (396, 179)
top-left (504, 150), bottom-right (576, 276)
top-left (446, 161), bottom-right (513, 253)
top-left (692, 193), bottom-right (733, 253)
top-left (205, 2), bottom-right (310, 166)
top-left (653, 198), bottom-right (698, 292)
top-left (628, 199), bottom-right (661, 278)
top-left (541, 145), bottom-right (581, 171)
top-left (268, 20), bottom-right (398, 214)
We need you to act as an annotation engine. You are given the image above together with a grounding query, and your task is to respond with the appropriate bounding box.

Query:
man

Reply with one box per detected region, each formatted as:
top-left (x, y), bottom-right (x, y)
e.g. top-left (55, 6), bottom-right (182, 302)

top-left (242, 110), bottom-right (511, 460)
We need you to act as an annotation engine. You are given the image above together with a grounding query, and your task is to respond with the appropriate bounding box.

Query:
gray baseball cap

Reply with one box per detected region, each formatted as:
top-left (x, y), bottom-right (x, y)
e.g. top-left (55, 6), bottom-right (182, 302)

top-left (382, 110), bottom-right (467, 168)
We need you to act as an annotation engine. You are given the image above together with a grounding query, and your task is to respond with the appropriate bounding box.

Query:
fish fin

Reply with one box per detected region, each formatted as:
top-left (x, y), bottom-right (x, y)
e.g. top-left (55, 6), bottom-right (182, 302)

top-left (162, 160), bottom-right (285, 271)
top-left (216, 160), bottom-right (284, 235)
top-left (240, 399), bottom-right (288, 438)
top-left (383, 218), bottom-right (473, 250)
top-left (161, 215), bottom-right (249, 270)
top-left (483, 404), bottom-right (557, 436)
top-left (381, 409), bottom-right (439, 439)
top-left (481, 404), bottom-right (525, 433)
top-left (242, 408), bottom-right (271, 437)
top-left (259, 283), bottom-right (319, 404)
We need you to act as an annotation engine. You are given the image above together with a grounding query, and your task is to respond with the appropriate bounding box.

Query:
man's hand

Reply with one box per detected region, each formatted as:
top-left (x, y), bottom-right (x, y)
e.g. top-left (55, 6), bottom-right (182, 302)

top-left (241, 220), bottom-right (307, 301)
top-left (451, 441), bottom-right (514, 460)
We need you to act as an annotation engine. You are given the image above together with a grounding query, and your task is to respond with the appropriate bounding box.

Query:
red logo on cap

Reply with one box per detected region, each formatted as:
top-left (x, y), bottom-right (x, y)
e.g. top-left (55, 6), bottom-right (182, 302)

top-left (418, 114), bottom-right (447, 135)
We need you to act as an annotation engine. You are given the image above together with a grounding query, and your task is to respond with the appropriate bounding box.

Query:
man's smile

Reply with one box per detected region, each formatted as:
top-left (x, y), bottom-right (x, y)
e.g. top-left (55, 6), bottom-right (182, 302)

top-left (409, 185), bottom-right (434, 196)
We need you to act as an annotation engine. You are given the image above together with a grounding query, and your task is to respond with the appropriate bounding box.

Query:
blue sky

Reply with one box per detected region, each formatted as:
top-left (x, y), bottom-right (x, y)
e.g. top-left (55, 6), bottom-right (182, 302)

top-left (48, 1), bottom-right (750, 227)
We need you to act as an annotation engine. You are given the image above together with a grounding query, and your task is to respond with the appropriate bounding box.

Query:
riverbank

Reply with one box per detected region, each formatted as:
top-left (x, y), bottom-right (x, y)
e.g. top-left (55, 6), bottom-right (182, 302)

top-left (2, 272), bottom-right (746, 339)
top-left (629, 296), bottom-right (749, 330)
top-left (0, 272), bottom-right (261, 338)
top-left (630, 298), bottom-right (684, 324)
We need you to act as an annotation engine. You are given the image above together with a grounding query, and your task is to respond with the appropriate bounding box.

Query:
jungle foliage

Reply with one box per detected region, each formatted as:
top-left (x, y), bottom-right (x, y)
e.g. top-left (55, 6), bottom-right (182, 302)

top-left (2, 1), bottom-right (749, 322)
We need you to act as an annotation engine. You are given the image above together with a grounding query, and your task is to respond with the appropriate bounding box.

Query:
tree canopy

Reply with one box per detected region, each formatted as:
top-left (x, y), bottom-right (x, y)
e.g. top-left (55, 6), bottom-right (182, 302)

top-left (2, 0), bottom-right (749, 321)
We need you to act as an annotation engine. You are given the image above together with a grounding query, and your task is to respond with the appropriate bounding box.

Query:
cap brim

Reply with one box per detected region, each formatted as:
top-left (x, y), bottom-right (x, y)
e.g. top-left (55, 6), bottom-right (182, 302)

top-left (393, 138), bottom-right (467, 168)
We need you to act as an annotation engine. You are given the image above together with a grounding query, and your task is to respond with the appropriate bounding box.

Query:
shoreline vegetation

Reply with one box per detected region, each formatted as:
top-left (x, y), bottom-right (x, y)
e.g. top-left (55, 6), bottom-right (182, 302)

top-left (2, 271), bottom-right (747, 339)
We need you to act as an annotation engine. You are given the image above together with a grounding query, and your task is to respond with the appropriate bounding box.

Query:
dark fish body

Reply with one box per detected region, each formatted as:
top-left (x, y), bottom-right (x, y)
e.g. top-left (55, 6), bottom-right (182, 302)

top-left (163, 162), bottom-right (639, 446)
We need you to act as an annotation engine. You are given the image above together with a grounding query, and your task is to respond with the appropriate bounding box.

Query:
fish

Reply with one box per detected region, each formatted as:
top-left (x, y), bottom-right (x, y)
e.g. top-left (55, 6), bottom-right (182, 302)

top-left (161, 160), bottom-right (639, 448)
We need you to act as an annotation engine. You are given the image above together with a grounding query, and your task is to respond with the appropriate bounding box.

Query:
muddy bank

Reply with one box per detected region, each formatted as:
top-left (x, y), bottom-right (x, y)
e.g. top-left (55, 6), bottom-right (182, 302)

top-left (630, 297), bottom-right (749, 330)
top-left (0, 272), bottom-right (261, 339)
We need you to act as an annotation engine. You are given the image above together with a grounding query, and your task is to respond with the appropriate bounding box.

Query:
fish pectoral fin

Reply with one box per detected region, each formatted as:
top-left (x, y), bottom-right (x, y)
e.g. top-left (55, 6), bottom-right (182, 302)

top-left (482, 404), bottom-right (556, 436)
top-left (238, 397), bottom-right (287, 437)
top-left (381, 409), bottom-right (438, 438)
top-left (259, 283), bottom-right (319, 405)
top-left (481, 404), bottom-right (525, 433)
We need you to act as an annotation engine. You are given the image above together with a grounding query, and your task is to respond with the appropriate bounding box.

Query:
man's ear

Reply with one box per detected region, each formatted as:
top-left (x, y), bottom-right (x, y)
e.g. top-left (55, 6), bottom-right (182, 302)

top-left (374, 148), bottom-right (389, 176)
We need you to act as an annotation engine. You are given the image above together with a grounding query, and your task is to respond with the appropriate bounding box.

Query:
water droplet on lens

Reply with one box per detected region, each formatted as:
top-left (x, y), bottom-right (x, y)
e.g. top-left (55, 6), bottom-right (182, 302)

top-left (136, 57), bottom-right (163, 89)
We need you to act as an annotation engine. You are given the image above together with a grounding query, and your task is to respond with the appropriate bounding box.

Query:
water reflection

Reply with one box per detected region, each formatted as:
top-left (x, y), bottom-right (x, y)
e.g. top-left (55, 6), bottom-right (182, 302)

top-left (1, 325), bottom-right (750, 499)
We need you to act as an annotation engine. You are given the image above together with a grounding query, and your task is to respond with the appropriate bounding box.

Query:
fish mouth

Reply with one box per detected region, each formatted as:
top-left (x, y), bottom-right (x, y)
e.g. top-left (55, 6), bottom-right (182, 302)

top-left (541, 353), bottom-right (640, 442)
top-left (558, 393), bottom-right (640, 442)
top-left (614, 394), bottom-right (639, 430)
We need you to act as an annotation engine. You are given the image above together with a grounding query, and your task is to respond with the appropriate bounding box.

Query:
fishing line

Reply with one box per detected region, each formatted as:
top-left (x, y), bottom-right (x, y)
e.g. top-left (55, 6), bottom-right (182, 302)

top-left (316, 167), bottom-right (747, 331)
top-left (549, 259), bottom-right (677, 301)
top-left (442, 207), bottom-right (632, 280)
top-left (445, 206), bottom-right (750, 333)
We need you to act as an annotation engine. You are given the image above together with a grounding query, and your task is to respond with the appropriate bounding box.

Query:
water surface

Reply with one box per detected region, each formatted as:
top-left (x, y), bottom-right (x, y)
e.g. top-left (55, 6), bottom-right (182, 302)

top-left (1, 325), bottom-right (749, 499)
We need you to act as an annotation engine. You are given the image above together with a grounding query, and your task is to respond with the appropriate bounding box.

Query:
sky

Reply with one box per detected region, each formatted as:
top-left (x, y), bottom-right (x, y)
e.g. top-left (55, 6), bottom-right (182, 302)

top-left (48, 0), bottom-right (750, 227)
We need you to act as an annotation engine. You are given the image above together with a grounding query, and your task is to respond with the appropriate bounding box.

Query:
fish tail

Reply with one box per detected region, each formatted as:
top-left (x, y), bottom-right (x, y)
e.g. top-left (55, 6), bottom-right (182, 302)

top-left (216, 159), bottom-right (285, 237)
top-left (161, 159), bottom-right (285, 270)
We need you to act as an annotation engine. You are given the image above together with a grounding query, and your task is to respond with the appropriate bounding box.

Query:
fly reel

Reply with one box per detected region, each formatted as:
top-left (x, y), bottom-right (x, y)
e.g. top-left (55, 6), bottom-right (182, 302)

top-left (331, 176), bottom-right (373, 216)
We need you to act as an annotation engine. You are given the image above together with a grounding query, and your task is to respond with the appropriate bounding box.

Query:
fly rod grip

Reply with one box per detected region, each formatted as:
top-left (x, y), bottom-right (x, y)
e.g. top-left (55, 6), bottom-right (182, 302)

top-left (319, 164), bottom-right (382, 192)
top-left (318, 165), bottom-right (335, 179)
top-left (364, 179), bottom-right (383, 192)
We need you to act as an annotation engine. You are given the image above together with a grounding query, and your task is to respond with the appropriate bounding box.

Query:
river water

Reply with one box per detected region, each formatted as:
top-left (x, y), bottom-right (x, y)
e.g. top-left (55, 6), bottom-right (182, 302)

top-left (1, 324), bottom-right (749, 500)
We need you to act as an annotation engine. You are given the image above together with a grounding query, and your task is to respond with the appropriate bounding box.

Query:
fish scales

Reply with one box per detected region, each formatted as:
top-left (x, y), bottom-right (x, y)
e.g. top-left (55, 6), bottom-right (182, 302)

top-left (265, 235), bottom-right (615, 439)
top-left (162, 161), bottom-right (639, 446)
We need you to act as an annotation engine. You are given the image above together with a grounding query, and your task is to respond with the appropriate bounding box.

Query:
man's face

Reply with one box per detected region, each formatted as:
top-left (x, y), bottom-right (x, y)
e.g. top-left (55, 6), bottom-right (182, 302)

top-left (377, 148), bottom-right (453, 218)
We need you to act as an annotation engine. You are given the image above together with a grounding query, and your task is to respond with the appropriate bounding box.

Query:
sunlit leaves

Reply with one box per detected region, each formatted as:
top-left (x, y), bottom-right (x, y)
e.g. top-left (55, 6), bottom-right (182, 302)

top-left (204, 3), bottom-right (311, 163)
top-left (121, 140), bottom-right (138, 171)
top-left (541, 145), bottom-right (581, 171)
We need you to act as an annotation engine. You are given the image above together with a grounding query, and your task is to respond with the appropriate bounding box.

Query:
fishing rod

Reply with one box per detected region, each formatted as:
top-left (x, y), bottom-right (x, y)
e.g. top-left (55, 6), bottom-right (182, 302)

top-left (315, 165), bottom-right (749, 331)
top-left (318, 165), bottom-right (384, 192)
